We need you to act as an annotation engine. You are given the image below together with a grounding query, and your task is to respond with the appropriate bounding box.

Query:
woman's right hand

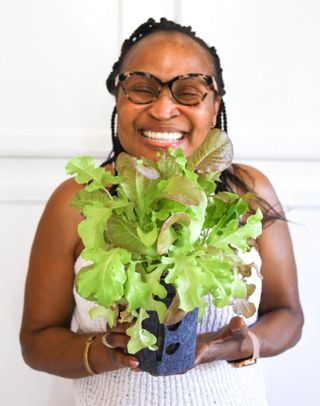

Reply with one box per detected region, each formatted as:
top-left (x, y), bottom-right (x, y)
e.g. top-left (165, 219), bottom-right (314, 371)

top-left (91, 323), bottom-right (140, 373)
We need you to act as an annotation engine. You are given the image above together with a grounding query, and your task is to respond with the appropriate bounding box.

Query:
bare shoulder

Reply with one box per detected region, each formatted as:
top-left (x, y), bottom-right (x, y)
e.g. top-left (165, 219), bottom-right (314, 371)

top-left (232, 163), bottom-right (282, 210)
top-left (32, 177), bottom-right (84, 260)
top-left (44, 177), bottom-right (84, 232)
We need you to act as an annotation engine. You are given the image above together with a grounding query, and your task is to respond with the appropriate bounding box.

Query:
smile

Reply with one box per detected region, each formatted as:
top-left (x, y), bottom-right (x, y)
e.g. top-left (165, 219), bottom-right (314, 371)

top-left (141, 130), bottom-right (184, 141)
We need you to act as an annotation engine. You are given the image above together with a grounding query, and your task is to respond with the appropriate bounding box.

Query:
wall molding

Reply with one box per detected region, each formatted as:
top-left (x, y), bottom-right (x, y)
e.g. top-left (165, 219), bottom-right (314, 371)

top-left (1, 155), bottom-right (319, 207)
top-left (1, 129), bottom-right (319, 160)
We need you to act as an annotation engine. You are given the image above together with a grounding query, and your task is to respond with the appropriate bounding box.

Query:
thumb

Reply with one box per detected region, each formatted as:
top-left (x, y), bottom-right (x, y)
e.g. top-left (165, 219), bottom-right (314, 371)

top-left (228, 316), bottom-right (248, 339)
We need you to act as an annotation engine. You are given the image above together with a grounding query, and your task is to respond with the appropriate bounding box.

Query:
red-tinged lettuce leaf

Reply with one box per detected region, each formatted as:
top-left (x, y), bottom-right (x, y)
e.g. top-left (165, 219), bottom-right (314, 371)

top-left (124, 263), bottom-right (151, 312)
top-left (119, 309), bottom-right (134, 323)
top-left (155, 151), bottom-right (180, 178)
top-left (233, 299), bottom-right (256, 318)
top-left (78, 203), bottom-right (112, 250)
top-left (116, 153), bottom-right (140, 202)
top-left (116, 153), bottom-right (158, 218)
top-left (163, 293), bottom-right (186, 325)
top-left (187, 129), bottom-right (233, 173)
top-left (135, 161), bottom-right (160, 180)
top-left (107, 215), bottom-right (155, 256)
top-left (157, 212), bottom-right (191, 255)
top-left (126, 308), bottom-right (158, 354)
top-left (70, 189), bottom-right (130, 213)
top-left (232, 282), bottom-right (256, 317)
top-left (76, 248), bottom-right (130, 308)
top-left (156, 176), bottom-right (202, 206)
top-left (70, 189), bottom-right (111, 211)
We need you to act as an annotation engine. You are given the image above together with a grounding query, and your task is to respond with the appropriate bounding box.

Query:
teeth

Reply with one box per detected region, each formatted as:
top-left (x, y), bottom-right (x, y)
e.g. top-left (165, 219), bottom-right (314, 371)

top-left (142, 131), bottom-right (184, 140)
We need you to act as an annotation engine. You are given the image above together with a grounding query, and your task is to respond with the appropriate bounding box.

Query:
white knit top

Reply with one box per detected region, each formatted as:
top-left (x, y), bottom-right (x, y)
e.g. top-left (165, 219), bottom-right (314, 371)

top-left (71, 250), bottom-right (268, 406)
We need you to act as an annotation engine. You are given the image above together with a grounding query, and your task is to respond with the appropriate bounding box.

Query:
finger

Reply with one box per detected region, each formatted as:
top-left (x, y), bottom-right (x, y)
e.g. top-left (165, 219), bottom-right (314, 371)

top-left (115, 351), bottom-right (140, 369)
top-left (104, 332), bottom-right (130, 349)
top-left (108, 322), bottom-right (134, 333)
top-left (130, 367), bottom-right (142, 372)
top-left (194, 344), bottom-right (207, 367)
top-left (228, 316), bottom-right (249, 338)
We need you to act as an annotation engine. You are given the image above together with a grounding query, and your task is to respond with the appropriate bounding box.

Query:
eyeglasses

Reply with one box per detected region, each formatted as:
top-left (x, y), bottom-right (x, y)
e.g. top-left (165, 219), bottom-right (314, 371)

top-left (115, 71), bottom-right (219, 106)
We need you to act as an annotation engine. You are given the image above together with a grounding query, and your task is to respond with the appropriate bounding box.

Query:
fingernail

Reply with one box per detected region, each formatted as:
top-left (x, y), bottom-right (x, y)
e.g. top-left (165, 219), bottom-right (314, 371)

top-left (129, 360), bottom-right (139, 368)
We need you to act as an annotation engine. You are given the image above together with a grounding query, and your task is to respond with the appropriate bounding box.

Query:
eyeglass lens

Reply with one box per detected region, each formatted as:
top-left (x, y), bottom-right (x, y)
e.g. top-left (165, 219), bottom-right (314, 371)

top-left (122, 74), bottom-right (209, 105)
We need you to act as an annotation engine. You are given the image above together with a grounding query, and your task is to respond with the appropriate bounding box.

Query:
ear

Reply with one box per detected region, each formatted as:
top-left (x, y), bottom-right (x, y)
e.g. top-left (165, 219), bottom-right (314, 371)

top-left (213, 95), bottom-right (221, 117)
top-left (211, 96), bottom-right (221, 127)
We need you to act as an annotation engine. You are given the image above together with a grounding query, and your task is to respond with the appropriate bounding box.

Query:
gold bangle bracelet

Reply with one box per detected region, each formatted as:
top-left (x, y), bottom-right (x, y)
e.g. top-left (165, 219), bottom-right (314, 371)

top-left (83, 334), bottom-right (97, 375)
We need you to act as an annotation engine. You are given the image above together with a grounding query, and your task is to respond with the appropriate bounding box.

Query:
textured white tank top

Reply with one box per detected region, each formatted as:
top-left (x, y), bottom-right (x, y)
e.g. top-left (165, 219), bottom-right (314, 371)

top-left (71, 249), bottom-right (268, 406)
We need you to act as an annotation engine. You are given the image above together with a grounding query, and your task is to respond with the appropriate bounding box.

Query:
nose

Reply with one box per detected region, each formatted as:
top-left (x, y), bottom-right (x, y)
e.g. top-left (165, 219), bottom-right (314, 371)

top-left (147, 88), bottom-right (180, 121)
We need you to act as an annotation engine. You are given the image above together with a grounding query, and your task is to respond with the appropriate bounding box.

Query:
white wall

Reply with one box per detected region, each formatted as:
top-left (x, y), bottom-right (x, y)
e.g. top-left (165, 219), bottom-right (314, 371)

top-left (1, 1), bottom-right (319, 405)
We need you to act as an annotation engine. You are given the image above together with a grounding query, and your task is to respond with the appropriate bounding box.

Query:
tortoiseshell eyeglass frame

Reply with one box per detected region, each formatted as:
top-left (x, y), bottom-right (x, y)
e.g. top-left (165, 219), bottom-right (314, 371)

top-left (114, 71), bottom-right (220, 106)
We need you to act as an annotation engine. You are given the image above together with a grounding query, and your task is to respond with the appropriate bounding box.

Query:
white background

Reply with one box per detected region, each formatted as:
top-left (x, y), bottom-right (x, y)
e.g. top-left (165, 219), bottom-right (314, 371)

top-left (1, 1), bottom-right (319, 405)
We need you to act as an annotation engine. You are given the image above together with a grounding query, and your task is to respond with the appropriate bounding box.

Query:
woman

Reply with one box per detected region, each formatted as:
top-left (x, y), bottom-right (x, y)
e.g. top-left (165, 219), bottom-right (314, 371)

top-left (20, 18), bottom-right (304, 405)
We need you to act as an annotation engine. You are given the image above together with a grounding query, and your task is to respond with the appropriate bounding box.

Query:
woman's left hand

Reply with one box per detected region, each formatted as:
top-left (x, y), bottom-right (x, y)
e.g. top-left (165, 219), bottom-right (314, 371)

top-left (194, 316), bottom-right (253, 367)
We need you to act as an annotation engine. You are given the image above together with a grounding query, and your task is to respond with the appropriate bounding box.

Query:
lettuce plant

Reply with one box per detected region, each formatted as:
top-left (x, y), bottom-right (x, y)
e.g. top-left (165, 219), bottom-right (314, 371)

top-left (66, 129), bottom-right (263, 354)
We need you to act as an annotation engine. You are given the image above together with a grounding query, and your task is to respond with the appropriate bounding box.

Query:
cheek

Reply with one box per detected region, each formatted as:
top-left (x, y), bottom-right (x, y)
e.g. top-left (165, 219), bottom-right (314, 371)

top-left (116, 99), bottom-right (138, 134)
top-left (192, 105), bottom-right (215, 132)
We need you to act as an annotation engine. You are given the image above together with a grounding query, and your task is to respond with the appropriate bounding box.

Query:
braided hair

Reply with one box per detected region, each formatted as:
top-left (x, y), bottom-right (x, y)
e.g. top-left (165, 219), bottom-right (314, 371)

top-left (102, 17), bottom-right (283, 224)
top-left (104, 17), bottom-right (227, 163)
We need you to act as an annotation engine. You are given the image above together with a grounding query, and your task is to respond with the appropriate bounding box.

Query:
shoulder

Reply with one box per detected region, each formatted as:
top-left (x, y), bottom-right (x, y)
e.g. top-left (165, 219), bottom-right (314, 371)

top-left (33, 178), bottom-right (84, 258)
top-left (47, 177), bottom-right (83, 206)
top-left (231, 163), bottom-right (281, 209)
top-left (44, 177), bottom-right (84, 223)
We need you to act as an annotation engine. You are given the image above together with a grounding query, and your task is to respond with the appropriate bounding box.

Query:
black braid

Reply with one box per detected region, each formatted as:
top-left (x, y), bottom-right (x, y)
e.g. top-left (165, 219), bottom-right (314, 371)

top-left (216, 99), bottom-right (228, 134)
top-left (104, 106), bottom-right (125, 164)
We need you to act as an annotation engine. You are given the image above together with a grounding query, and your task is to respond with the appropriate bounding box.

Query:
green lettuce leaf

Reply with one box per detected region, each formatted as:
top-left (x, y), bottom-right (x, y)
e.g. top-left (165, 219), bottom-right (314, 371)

top-left (142, 265), bottom-right (168, 323)
top-left (207, 209), bottom-right (263, 252)
top-left (136, 226), bottom-right (158, 247)
top-left (89, 305), bottom-right (118, 328)
top-left (164, 255), bottom-right (212, 314)
top-left (126, 308), bottom-right (158, 354)
top-left (66, 156), bottom-right (117, 191)
top-left (76, 248), bottom-right (130, 308)
top-left (70, 189), bottom-right (111, 211)
top-left (78, 203), bottom-right (112, 250)
top-left (124, 263), bottom-right (151, 312)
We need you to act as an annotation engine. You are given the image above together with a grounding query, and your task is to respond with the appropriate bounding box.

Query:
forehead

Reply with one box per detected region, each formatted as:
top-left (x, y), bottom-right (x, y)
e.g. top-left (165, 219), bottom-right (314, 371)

top-left (121, 32), bottom-right (215, 79)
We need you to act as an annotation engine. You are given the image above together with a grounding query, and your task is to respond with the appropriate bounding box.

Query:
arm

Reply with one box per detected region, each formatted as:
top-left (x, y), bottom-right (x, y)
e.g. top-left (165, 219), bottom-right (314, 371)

top-left (19, 179), bottom-right (139, 378)
top-left (194, 164), bottom-right (304, 365)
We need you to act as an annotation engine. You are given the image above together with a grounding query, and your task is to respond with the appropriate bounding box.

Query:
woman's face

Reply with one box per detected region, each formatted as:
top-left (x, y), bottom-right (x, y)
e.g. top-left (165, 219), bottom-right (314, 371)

top-left (115, 32), bottom-right (221, 160)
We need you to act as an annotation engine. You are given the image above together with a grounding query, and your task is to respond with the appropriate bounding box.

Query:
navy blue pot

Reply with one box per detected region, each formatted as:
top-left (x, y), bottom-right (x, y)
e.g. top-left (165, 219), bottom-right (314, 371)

top-left (136, 284), bottom-right (198, 376)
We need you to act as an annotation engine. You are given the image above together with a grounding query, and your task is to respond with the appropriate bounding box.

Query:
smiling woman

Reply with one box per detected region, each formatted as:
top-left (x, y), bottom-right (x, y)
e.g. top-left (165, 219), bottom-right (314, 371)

top-left (110, 30), bottom-right (221, 160)
top-left (19, 17), bottom-right (304, 406)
